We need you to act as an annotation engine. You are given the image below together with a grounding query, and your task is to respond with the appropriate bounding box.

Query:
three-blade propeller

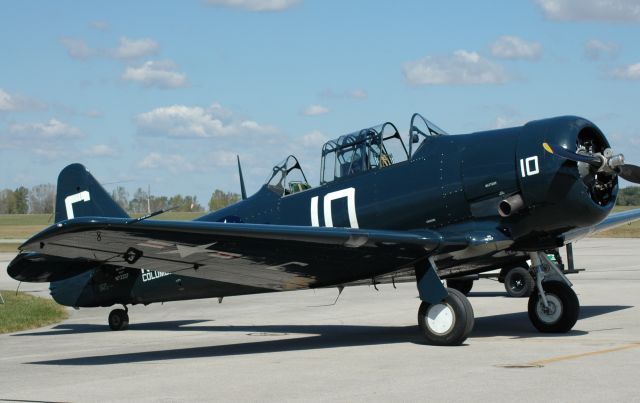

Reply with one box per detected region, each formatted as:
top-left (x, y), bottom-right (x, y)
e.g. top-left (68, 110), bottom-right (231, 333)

top-left (542, 142), bottom-right (640, 183)
top-left (617, 164), bottom-right (640, 183)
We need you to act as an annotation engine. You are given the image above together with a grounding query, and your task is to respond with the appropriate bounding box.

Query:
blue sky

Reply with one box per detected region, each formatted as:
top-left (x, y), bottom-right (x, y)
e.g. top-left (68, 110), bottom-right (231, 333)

top-left (1, 0), bottom-right (640, 204)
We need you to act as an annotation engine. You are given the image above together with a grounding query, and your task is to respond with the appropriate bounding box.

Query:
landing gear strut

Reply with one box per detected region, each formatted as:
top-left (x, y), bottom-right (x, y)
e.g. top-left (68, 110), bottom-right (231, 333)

top-left (415, 259), bottom-right (474, 345)
top-left (527, 252), bottom-right (579, 333)
top-left (108, 305), bottom-right (129, 331)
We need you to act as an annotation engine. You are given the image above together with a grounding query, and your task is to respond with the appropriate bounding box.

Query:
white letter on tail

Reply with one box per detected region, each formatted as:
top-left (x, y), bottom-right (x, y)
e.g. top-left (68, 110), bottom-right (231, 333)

top-left (65, 191), bottom-right (91, 219)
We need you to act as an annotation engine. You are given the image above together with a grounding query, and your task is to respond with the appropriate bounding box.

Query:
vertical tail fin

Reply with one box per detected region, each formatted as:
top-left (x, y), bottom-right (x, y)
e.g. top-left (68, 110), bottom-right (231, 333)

top-left (54, 163), bottom-right (129, 222)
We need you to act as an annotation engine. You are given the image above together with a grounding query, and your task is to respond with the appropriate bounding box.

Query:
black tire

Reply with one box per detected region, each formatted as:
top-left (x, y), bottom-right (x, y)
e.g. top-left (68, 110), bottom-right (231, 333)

top-left (418, 288), bottom-right (474, 346)
top-left (504, 266), bottom-right (534, 298)
top-left (108, 309), bottom-right (129, 331)
top-left (446, 279), bottom-right (474, 295)
top-left (528, 281), bottom-right (579, 333)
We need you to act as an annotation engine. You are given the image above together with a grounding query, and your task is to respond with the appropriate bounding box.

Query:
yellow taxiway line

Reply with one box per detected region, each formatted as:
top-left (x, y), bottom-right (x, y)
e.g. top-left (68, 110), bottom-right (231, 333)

top-left (528, 343), bottom-right (640, 366)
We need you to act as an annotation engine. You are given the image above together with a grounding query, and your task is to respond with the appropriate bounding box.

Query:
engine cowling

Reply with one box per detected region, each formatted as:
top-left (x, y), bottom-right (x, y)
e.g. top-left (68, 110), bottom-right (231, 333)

top-left (508, 116), bottom-right (617, 248)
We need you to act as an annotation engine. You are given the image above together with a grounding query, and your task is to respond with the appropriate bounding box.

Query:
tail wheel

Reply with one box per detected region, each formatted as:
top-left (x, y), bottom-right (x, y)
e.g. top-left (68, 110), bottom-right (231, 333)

top-left (418, 288), bottom-right (474, 346)
top-left (504, 266), bottom-right (534, 298)
top-left (528, 281), bottom-right (579, 333)
top-left (446, 279), bottom-right (474, 295)
top-left (108, 309), bottom-right (129, 331)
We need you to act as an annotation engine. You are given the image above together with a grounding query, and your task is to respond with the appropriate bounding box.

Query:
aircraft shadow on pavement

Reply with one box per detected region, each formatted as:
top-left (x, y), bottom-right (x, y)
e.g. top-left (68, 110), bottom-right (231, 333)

top-left (467, 291), bottom-right (511, 298)
top-left (29, 324), bottom-right (422, 366)
top-left (24, 305), bottom-right (631, 366)
top-left (13, 320), bottom-right (213, 336)
top-left (472, 305), bottom-right (631, 338)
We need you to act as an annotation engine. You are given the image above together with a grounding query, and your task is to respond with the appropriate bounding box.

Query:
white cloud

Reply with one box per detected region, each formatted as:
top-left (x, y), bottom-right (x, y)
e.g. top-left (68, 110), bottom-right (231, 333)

top-left (82, 144), bottom-right (117, 158)
top-left (9, 118), bottom-right (83, 139)
top-left (0, 89), bottom-right (17, 111)
top-left (61, 35), bottom-right (161, 61)
top-left (301, 130), bottom-right (328, 147)
top-left (302, 105), bottom-right (329, 116)
top-left (584, 39), bottom-right (618, 60)
top-left (611, 63), bottom-right (640, 79)
top-left (349, 89), bottom-right (367, 99)
top-left (60, 37), bottom-right (95, 60)
top-left (135, 103), bottom-right (276, 138)
top-left (536, 0), bottom-right (640, 22)
top-left (138, 152), bottom-right (196, 173)
top-left (490, 36), bottom-right (542, 60)
top-left (122, 60), bottom-right (187, 89)
top-left (33, 147), bottom-right (66, 161)
top-left (112, 37), bottom-right (159, 59)
top-left (206, 0), bottom-right (299, 12)
top-left (493, 116), bottom-right (525, 129)
top-left (403, 50), bottom-right (509, 85)
top-left (208, 150), bottom-right (239, 167)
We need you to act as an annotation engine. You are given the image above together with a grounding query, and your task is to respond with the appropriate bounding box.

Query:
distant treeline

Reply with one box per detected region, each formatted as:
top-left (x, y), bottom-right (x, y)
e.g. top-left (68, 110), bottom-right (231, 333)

top-left (4, 184), bottom-right (638, 215)
top-left (0, 184), bottom-right (241, 214)
top-left (110, 186), bottom-right (240, 214)
top-left (0, 185), bottom-right (54, 214)
top-left (617, 187), bottom-right (640, 206)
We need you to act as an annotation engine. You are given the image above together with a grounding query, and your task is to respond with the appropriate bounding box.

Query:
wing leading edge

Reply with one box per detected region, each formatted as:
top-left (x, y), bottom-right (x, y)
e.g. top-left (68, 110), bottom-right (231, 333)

top-left (563, 208), bottom-right (640, 242)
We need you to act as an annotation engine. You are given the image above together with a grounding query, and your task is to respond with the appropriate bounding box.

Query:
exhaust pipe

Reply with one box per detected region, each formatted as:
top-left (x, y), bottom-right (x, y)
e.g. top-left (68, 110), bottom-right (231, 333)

top-left (498, 193), bottom-right (524, 217)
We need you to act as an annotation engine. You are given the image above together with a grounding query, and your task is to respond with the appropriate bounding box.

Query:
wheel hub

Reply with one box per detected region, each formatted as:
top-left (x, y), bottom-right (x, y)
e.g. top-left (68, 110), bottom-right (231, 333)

top-left (426, 303), bottom-right (455, 335)
top-left (512, 278), bottom-right (524, 290)
top-left (536, 294), bottom-right (562, 324)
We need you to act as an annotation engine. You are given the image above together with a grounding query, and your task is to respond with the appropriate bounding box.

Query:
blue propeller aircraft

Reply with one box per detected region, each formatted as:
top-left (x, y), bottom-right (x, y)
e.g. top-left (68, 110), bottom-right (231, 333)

top-left (8, 113), bottom-right (640, 346)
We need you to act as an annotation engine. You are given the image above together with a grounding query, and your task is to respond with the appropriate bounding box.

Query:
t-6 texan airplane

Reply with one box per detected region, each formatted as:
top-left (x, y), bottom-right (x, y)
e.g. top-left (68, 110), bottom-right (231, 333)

top-left (8, 113), bottom-right (640, 346)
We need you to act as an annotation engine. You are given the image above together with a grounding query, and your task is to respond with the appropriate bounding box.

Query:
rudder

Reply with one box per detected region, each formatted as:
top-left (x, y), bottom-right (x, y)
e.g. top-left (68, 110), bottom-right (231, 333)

top-left (54, 163), bottom-right (129, 222)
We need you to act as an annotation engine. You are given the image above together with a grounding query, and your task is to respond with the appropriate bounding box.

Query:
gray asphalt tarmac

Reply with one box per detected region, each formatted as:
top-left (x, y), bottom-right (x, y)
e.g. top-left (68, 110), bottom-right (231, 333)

top-left (1, 238), bottom-right (639, 402)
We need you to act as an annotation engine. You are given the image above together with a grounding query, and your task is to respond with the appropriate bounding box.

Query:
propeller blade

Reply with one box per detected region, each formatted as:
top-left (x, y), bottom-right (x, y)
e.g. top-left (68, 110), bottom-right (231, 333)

top-left (617, 164), bottom-right (640, 183)
top-left (542, 142), bottom-right (602, 167)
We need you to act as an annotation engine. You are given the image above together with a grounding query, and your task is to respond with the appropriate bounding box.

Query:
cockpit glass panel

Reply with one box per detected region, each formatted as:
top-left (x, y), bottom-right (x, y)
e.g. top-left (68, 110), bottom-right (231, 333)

top-left (265, 155), bottom-right (311, 196)
top-left (409, 113), bottom-right (447, 156)
top-left (380, 122), bottom-right (408, 166)
top-left (320, 122), bottom-right (408, 184)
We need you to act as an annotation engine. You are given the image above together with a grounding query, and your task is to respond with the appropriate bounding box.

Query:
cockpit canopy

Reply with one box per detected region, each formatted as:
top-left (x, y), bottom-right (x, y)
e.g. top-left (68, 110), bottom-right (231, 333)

top-left (407, 112), bottom-right (448, 158)
top-left (266, 155), bottom-right (311, 196)
top-left (264, 113), bottom-right (447, 192)
top-left (320, 122), bottom-right (409, 185)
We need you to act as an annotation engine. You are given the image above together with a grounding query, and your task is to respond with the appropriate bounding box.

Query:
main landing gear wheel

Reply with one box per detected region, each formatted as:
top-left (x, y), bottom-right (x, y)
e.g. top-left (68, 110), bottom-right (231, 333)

top-left (108, 308), bottom-right (129, 331)
top-left (418, 288), bottom-right (474, 346)
top-left (528, 281), bottom-right (579, 333)
top-left (446, 279), bottom-right (474, 295)
top-left (504, 266), bottom-right (534, 298)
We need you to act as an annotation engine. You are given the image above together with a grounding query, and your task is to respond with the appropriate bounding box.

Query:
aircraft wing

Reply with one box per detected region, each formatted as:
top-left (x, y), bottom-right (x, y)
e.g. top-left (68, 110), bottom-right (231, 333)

top-left (563, 208), bottom-right (640, 242)
top-left (10, 217), bottom-right (474, 289)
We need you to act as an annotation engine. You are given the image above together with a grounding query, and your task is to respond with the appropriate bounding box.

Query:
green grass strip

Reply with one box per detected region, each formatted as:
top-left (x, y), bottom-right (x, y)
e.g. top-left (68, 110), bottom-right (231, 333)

top-left (0, 290), bottom-right (68, 334)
